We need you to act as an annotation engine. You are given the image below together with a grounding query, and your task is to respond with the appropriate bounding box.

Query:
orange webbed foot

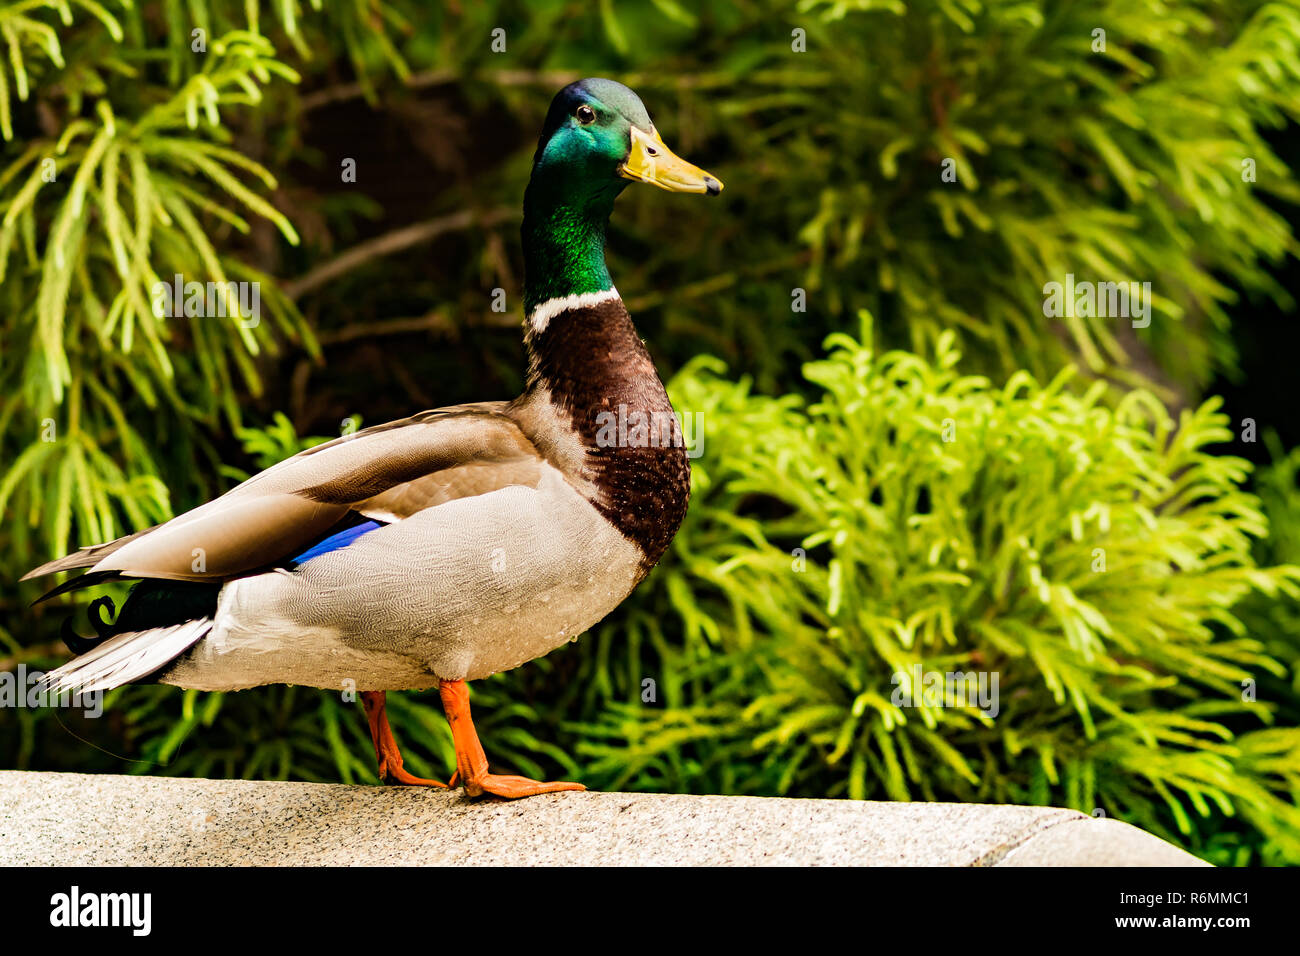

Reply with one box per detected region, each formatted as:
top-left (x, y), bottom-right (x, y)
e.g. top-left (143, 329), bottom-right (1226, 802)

top-left (462, 773), bottom-right (585, 800)
top-left (381, 765), bottom-right (450, 788)
top-left (439, 679), bottom-right (586, 801)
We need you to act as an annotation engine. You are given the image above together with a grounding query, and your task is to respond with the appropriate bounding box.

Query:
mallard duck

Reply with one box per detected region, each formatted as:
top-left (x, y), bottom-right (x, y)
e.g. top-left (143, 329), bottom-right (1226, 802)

top-left (25, 78), bottom-right (722, 799)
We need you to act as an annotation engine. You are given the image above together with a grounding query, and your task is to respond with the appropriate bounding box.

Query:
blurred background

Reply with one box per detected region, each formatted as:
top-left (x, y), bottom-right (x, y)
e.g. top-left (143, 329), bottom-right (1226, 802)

top-left (3, 0), bottom-right (1300, 865)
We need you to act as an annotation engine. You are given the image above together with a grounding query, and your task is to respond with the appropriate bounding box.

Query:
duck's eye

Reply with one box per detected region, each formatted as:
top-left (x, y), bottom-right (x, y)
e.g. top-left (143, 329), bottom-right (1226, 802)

top-left (575, 105), bottom-right (596, 125)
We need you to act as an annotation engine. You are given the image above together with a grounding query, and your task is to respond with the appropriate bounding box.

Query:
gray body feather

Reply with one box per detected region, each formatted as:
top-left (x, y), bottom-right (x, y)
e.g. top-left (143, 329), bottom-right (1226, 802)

top-left (161, 465), bottom-right (641, 690)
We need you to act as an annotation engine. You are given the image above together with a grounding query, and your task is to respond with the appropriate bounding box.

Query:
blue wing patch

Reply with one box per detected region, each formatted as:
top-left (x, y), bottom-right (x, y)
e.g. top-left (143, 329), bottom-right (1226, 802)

top-left (288, 518), bottom-right (385, 567)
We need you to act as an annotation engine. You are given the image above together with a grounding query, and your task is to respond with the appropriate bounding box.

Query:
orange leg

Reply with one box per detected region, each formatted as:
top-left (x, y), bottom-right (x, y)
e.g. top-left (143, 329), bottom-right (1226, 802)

top-left (438, 679), bottom-right (585, 799)
top-left (361, 690), bottom-right (448, 788)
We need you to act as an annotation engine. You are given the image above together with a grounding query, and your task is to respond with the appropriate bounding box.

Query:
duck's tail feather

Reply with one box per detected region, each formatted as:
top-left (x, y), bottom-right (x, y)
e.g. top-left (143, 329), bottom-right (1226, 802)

top-left (39, 618), bottom-right (212, 696)
top-left (21, 525), bottom-right (160, 581)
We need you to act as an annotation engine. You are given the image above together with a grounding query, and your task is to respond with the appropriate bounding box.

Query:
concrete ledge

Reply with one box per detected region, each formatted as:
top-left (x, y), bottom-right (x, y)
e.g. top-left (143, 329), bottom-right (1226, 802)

top-left (0, 771), bottom-right (1208, 866)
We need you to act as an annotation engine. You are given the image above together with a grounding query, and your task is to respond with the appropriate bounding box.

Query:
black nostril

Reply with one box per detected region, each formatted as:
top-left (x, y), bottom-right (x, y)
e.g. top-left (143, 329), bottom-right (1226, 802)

top-left (704, 176), bottom-right (721, 195)
top-left (646, 146), bottom-right (658, 156)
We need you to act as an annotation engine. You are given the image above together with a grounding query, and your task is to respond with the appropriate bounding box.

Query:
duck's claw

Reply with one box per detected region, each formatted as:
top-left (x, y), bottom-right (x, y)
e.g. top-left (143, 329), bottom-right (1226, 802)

top-left (381, 765), bottom-right (450, 788)
top-left (462, 773), bottom-right (585, 799)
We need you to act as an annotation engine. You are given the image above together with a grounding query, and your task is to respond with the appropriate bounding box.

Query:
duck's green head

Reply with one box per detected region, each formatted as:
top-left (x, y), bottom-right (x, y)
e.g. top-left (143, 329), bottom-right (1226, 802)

top-left (523, 79), bottom-right (721, 312)
top-left (531, 78), bottom-right (723, 200)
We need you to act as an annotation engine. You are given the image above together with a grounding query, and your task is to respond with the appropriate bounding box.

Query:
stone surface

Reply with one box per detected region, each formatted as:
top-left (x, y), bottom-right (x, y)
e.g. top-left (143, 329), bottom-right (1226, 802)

top-left (997, 816), bottom-right (1210, 867)
top-left (0, 771), bottom-right (1208, 866)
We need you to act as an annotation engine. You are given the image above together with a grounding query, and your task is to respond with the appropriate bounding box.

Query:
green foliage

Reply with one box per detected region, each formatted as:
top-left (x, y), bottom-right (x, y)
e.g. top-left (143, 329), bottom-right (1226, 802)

top-left (0, 8), bottom-right (315, 577)
top-left (1232, 434), bottom-right (1300, 860)
top-left (787, 0), bottom-right (1300, 394)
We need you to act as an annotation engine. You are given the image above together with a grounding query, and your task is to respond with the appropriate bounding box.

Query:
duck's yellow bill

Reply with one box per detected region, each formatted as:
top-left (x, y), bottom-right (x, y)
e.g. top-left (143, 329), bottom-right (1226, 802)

top-left (620, 126), bottom-right (723, 195)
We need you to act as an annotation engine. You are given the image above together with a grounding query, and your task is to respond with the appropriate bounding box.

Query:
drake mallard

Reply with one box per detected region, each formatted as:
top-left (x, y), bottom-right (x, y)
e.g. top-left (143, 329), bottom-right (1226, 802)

top-left (25, 78), bottom-right (722, 799)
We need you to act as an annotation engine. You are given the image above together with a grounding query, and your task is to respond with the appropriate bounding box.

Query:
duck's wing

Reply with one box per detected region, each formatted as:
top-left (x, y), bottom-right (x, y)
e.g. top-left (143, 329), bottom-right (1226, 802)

top-left (23, 401), bottom-right (545, 586)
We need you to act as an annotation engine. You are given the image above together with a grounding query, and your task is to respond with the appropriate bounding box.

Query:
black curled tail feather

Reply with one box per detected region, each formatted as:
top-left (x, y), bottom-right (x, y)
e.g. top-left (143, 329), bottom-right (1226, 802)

top-left (59, 596), bottom-right (117, 655)
top-left (56, 580), bottom-right (220, 658)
